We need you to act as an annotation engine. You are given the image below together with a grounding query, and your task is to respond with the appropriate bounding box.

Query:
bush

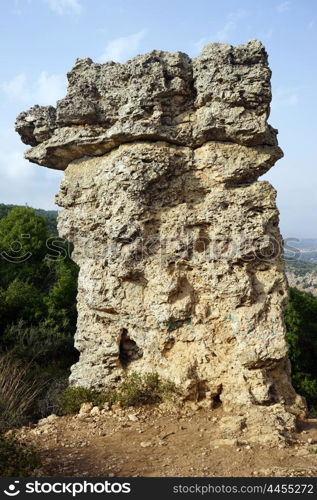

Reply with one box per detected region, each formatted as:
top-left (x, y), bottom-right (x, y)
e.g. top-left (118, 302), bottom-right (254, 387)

top-left (0, 434), bottom-right (39, 477)
top-left (37, 378), bottom-right (69, 417)
top-left (57, 386), bottom-right (107, 415)
top-left (58, 373), bottom-right (176, 414)
top-left (114, 372), bottom-right (175, 408)
top-left (2, 320), bottom-right (76, 367)
top-left (0, 356), bottom-right (44, 431)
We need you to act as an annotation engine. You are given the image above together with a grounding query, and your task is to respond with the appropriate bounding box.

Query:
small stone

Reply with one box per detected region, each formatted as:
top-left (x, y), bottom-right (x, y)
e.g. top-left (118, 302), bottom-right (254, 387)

top-left (79, 402), bottom-right (93, 415)
top-left (140, 441), bottom-right (152, 448)
top-left (211, 438), bottom-right (237, 447)
top-left (128, 414), bottom-right (139, 422)
top-left (77, 413), bottom-right (90, 421)
top-left (112, 402), bottom-right (122, 412)
top-left (90, 406), bottom-right (101, 416)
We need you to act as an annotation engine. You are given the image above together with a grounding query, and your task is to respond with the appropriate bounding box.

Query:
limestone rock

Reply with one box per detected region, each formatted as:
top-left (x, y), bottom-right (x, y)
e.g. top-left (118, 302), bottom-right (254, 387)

top-left (140, 441), bottom-right (152, 448)
top-left (79, 402), bottom-right (93, 415)
top-left (90, 406), bottom-right (101, 417)
top-left (37, 414), bottom-right (59, 426)
top-left (16, 40), bottom-right (306, 444)
top-left (16, 40), bottom-right (278, 170)
top-left (128, 414), bottom-right (139, 422)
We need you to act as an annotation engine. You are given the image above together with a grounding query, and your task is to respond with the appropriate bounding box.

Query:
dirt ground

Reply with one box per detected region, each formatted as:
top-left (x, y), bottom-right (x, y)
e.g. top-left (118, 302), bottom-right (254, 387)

top-left (13, 405), bottom-right (317, 478)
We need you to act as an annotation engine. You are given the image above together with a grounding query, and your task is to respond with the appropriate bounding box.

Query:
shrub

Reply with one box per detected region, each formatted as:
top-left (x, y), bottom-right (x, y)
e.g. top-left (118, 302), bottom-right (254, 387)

top-left (57, 386), bottom-right (107, 415)
top-left (38, 378), bottom-right (69, 417)
top-left (58, 373), bottom-right (176, 414)
top-left (2, 320), bottom-right (77, 367)
top-left (0, 434), bottom-right (39, 477)
top-left (115, 372), bottom-right (175, 408)
top-left (0, 356), bottom-right (43, 431)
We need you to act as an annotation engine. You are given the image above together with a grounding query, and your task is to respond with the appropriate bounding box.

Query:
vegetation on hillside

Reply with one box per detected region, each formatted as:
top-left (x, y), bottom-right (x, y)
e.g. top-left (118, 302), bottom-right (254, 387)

top-left (0, 203), bottom-right (58, 235)
top-left (286, 259), bottom-right (317, 277)
top-left (285, 287), bottom-right (317, 409)
top-left (0, 205), bottom-right (78, 431)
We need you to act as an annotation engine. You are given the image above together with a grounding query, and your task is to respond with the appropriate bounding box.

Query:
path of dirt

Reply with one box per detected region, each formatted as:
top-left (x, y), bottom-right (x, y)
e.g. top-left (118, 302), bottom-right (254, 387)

top-left (13, 405), bottom-right (317, 477)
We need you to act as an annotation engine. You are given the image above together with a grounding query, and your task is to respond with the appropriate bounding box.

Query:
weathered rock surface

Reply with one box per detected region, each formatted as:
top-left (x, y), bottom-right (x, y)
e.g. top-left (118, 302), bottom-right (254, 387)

top-left (16, 40), bottom-right (278, 170)
top-left (16, 40), bottom-right (306, 444)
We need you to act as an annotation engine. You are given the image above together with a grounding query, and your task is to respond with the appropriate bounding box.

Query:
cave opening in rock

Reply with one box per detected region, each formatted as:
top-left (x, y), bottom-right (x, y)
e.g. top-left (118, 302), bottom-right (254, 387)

top-left (213, 393), bottom-right (222, 407)
top-left (119, 329), bottom-right (143, 368)
top-left (212, 385), bottom-right (223, 408)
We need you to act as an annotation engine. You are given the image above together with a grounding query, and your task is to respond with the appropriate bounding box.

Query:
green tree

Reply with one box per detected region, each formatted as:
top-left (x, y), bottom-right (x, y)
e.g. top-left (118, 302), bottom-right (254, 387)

top-left (45, 259), bottom-right (78, 331)
top-left (285, 287), bottom-right (317, 408)
top-left (0, 205), bottom-right (78, 424)
top-left (0, 205), bottom-right (78, 374)
top-left (4, 279), bottom-right (46, 325)
top-left (0, 207), bottom-right (48, 289)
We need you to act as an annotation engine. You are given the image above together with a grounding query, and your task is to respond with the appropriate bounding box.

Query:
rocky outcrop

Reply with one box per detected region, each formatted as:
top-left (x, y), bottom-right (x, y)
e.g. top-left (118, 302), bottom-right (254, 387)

top-left (16, 40), bottom-right (306, 444)
top-left (16, 40), bottom-right (278, 170)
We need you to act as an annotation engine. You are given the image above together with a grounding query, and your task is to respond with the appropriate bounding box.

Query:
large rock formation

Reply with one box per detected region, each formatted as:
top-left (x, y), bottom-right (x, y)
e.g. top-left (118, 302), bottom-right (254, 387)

top-left (16, 40), bottom-right (306, 444)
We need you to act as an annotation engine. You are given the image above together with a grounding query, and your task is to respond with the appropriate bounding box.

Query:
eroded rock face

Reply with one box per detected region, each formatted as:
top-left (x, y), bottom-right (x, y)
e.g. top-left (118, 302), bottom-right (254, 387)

top-left (16, 40), bottom-right (306, 444)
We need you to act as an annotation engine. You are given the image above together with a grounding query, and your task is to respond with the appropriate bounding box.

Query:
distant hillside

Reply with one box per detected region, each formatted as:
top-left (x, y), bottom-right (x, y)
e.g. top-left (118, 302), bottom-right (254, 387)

top-left (0, 203), bottom-right (58, 235)
top-left (284, 238), bottom-right (317, 296)
top-left (284, 238), bottom-right (317, 263)
top-left (286, 260), bottom-right (317, 276)
top-left (286, 259), bottom-right (317, 297)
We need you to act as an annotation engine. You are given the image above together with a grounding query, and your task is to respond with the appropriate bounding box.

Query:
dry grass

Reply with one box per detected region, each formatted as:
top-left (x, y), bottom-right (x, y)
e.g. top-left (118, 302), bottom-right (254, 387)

top-left (0, 355), bottom-right (43, 430)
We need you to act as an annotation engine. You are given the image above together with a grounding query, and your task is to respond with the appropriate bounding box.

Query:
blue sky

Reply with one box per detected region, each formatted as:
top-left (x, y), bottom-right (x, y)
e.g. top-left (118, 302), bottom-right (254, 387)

top-left (0, 0), bottom-right (316, 237)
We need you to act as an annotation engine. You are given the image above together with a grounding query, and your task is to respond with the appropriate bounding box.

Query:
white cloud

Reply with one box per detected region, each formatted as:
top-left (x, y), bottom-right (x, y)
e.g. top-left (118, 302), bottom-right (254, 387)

top-left (11, 0), bottom-right (25, 15)
top-left (0, 128), bottom-right (63, 209)
top-left (271, 87), bottom-right (298, 109)
top-left (193, 38), bottom-right (207, 52)
top-left (193, 11), bottom-right (247, 51)
top-left (0, 127), bottom-right (31, 177)
top-left (0, 127), bottom-right (63, 210)
top-left (1, 71), bottom-right (67, 105)
top-left (276, 1), bottom-right (291, 13)
top-left (2, 74), bottom-right (27, 101)
top-left (214, 20), bottom-right (236, 43)
top-left (99, 29), bottom-right (147, 63)
top-left (0, 150), bottom-right (34, 182)
top-left (41, 0), bottom-right (82, 15)
top-left (0, 73), bottom-right (66, 208)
